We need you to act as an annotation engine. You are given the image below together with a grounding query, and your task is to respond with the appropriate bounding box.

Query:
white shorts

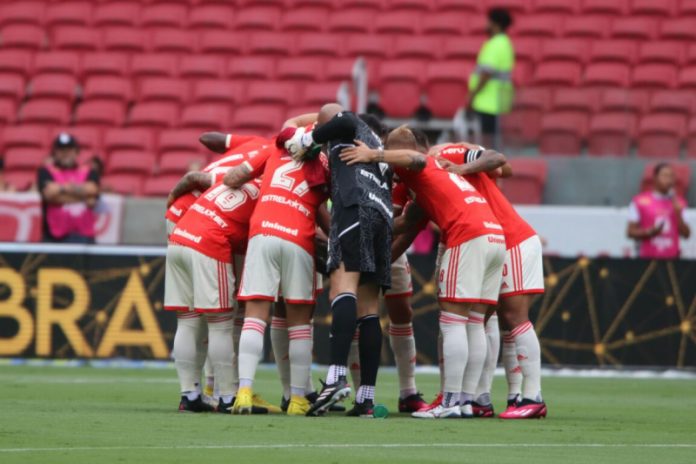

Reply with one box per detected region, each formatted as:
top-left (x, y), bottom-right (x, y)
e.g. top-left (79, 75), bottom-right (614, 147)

top-left (500, 235), bottom-right (545, 297)
top-left (437, 234), bottom-right (506, 304)
top-left (384, 252), bottom-right (413, 298)
top-left (164, 244), bottom-right (235, 313)
top-left (238, 235), bottom-right (316, 304)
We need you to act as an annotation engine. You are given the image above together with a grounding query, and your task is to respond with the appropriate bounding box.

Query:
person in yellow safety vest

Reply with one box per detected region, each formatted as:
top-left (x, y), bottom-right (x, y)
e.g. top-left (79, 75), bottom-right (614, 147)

top-left (467, 8), bottom-right (515, 150)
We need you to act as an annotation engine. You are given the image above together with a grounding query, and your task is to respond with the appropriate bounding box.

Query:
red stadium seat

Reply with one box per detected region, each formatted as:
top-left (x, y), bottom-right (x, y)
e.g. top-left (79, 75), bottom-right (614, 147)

top-left (484, 0), bottom-right (530, 14)
top-left (539, 111), bottom-right (588, 156)
top-left (83, 76), bottom-right (133, 103)
top-left (276, 57), bottom-right (325, 81)
top-left (0, 74), bottom-right (25, 102)
top-left (530, 0), bottom-right (579, 14)
top-left (588, 40), bottom-right (637, 65)
top-left (228, 56), bottom-right (276, 81)
top-left (638, 41), bottom-right (685, 66)
top-left (29, 74), bottom-right (77, 102)
top-left (247, 32), bottom-right (294, 57)
top-left (33, 51), bottom-right (81, 77)
top-left (103, 128), bottom-right (156, 155)
top-left (199, 31), bottom-right (246, 56)
top-left (296, 33), bottom-right (342, 58)
top-left (539, 39), bottom-right (589, 64)
top-left (158, 129), bottom-right (205, 155)
top-left (687, 44), bottom-right (696, 65)
top-left (388, 0), bottom-right (434, 12)
top-left (329, 9), bottom-right (375, 34)
top-left (499, 158), bottom-right (547, 205)
top-left (234, 6), bottom-right (281, 31)
top-left (432, 0), bottom-right (480, 13)
top-left (158, 152), bottom-right (207, 176)
top-left (632, 64), bottom-right (677, 89)
top-left (2, 125), bottom-right (50, 150)
top-left (189, 5), bottom-right (235, 30)
top-left (20, 99), bottom-right (71, 125)
top-left (4, 171), bottom-right (36, 191)
top-left (677, 0), bottom-right (696, 16)
top-left (0, 1), bottom-right (45, 27)
top-left (504, 87), bottom-right (553, 143)
top-left (425, 61), bottom-right (473, 118)
top-left (598, 88), bottom-right (650, 114)
top-left (687, 119), bottom-right (696, 158)
top-left (630, 0), bottom-right (676, 17)
top-left (246, 81), bottom-right (299, 107)
top-left (374, 11), bottom-right (420, 35)
top-left (551, 88), bottom-right (600, 114)
top-left (0, 50), bottom-right (33, 78)
top-left (563, 16), bottom-right (610, 39)
top-left (393, 36), bottom-right (442, 60)
top-left (512, 37), bottom-right (539, 68)
top-left (345, 35), bottom-right (391, 59)
top-left (138, 77), bottom-right (190, 104)
top-left (141, 4), bottom-right (188, 29)
top-left (325, 58), bottom-right (356, 82)
top-left (441, 37), bottom-right (481, 61)
top-left (93, 2), bottom-right (141, 28)
top-left (339, 0), bottom-right (382, 11)
top-left (1, 24), bottom-right (45, 51)
top-left (230, 105), bottom-right (285, 134)
top-left (581, 0), bottom-right (627, 15)
top-left (106, 151), bottom-right (155, 176)
top-left (0, 98), bottom-right (17, 124)
top-left (58, 126), bottom-right (102, 154)
top-left (587, 112), bottom-right (637, 157)
top-left (4, 147), bottom-right (47, 171)
top-left (128, 102), bottom-right (180, 128)
top-left (584, 63), bottom-right (631, 87)
top-left (637, 114), bottom-right (687, 158)
top-left (422, 13), bottom-right (466, 36)
top-left (377, 60), bottom-right (424, 117)
top-left (192, 80), bottom-right (243, 104)
top-left (151, 29), bottom-right (198, 54)
top-left (75, 100), bottom-right (127, 127)
top-left (179, 55), bottom-right (225, 79)
top-left (239, 0), bottom-right (287, 7)
top-left (281, 8), bottom-right (328, 32)
top-left (102, 27), bottom-right (149, 53)
top-left (679, 66), bottom-right (696, 89)
top-left (533, 61), bottom-right (582, 86)
top-left (0, 213), bottom-right (20, 239)
top-left (610, 17), bottom-right (658, 41)
top-left (131, 54), bottom-right (178, 80)
top-left (512, 15), bottom-right (560, 38)
top-left (142, 175), bottom-right (181, 197)
top-left (52, 26), bottom-right (100, 52)
top-left (300, 81), bottom-right (341, 107)
top-left (648, 90), bottom-right (695, 116)
top-left (45, 2), bottom-right (93, 29)
top-left (660, 19), bottom-right (696, 41)
top-left (101, 174), bottom-right (144, 196)
top-left (81, 52), bottom-right (130, 78)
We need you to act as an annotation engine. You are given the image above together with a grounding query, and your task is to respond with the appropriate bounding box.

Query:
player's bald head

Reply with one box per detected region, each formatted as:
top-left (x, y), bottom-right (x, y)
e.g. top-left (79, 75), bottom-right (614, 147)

top-left (317, 103), bottom-right (344, 125)
top-left (386, 125), bottom-right (418, 150)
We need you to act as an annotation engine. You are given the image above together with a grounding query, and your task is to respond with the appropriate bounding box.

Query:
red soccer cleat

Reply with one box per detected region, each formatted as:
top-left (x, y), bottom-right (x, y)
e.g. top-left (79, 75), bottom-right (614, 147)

top-left (418, 392), bottom-right (442, 412)
top-left (471, 401), bottom-right (495, 418)
top-left (398, 393), bottom-right (428, 413)
top-left (499, 399), bottom-right (547, 419)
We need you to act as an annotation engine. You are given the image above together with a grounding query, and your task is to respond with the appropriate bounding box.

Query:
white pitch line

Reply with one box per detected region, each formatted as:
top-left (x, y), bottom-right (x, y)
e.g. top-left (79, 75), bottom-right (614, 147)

top-left (1, 444), bottom-right (694, 453)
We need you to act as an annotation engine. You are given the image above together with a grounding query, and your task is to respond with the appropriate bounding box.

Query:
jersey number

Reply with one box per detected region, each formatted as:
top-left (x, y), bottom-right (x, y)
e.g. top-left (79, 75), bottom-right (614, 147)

top-left (448, 173), bottom-right (476, 192)
top-left (204, 183), bottom-right (260, 212)
top-left (271, 161), bottom-right (309, 197)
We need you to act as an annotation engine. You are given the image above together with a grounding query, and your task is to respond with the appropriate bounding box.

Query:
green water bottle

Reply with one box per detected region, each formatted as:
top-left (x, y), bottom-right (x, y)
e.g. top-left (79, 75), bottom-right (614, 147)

top-left (373, 403), bottom-right (389, 419)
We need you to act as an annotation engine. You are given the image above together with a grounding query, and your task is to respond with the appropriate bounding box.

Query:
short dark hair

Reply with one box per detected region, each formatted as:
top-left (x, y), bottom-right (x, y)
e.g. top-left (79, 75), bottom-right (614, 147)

top-left (488, 7), bottom-right (513, 31)
top-left (410, 128), bottom-right (430, 151)
top-left (653, 162), bottom-right (672, 177)
top-left (359, 113), bottom-right (387, 139)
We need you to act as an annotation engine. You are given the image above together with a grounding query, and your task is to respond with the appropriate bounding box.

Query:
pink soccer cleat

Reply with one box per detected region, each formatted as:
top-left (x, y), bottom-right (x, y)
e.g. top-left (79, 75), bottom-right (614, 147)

top-left (499, 399), bottom-right (547, 419)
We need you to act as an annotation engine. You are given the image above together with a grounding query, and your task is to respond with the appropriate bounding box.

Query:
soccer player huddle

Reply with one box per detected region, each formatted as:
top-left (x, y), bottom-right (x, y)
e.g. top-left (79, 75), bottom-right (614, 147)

top-left (163, 103), bottom-right (547, 420)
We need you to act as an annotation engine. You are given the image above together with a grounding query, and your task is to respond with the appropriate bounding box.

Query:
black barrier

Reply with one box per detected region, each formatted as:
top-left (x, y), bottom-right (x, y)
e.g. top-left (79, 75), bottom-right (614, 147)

top-left (1, 247), bottom-right (695, 367)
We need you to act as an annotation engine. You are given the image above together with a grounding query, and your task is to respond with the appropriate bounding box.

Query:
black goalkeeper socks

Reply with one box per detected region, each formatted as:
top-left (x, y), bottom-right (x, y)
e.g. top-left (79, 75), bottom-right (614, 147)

top-left (329, 293), bottom-right (358, 366)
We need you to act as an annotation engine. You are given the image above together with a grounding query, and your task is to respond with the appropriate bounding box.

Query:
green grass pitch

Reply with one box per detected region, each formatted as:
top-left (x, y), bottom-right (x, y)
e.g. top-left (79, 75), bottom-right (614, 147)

top-left (1, 365), bottom-right (695, 464)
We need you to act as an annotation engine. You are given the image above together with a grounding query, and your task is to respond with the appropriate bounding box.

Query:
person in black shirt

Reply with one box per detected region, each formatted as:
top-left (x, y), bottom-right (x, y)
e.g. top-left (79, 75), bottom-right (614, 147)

top-left (37, 133), bottom-right (100, 244)
top-left (286, 104), bottom-right (392, 417)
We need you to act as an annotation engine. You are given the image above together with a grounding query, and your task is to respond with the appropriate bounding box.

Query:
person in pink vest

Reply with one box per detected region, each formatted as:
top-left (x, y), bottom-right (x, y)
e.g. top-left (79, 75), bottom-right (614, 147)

top-left (627, 163), bottom-right (690, 259)
top-left (37, 133), bottom-right (100, 244)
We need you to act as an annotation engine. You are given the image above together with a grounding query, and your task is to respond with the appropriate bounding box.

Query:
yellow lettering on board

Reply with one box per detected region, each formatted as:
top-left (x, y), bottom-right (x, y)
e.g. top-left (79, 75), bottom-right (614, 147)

top-left (0, 269), bottom-right (34, 355)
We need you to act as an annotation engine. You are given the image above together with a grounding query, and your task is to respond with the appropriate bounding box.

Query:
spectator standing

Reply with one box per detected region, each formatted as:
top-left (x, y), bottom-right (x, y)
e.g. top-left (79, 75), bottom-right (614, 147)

top-left (627, 163), bottom-right (690, 259)
top-left (467, 8), bottom-right (515, 149)
top-left (37, 133), bottom-right (100, 244)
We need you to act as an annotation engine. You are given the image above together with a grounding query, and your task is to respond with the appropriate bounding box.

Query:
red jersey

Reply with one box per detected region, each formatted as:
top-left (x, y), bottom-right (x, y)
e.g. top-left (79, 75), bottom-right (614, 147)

top-left (170, 179), bottom-right (262, 262)
top-left (165, 136), bottom-right (271, 225)
top-left (394, 157), bottom-right (502, 248)
top-left (392, 181), bottom-right (409, 212)
top-left (244, 145), bottom-right (329, 255)
top-left (437, 143), bottom-right (537, 249)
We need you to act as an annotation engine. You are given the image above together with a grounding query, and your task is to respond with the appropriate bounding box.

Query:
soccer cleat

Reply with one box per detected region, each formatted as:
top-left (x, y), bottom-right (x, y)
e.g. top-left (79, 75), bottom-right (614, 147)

top-left (504, 394), bottom-right (521, 413)
top-left (215, 397), bottom-right (234, 414)
top-left (202, 394), bottom-right (219, 409)
top-left (460, 401), bottom-right (474, 419)
top-left (280, 396), bottom-right (290, 412)
top-left (178, 395), bottom-right (214, 413)
top-left (499, 399), bottom-right (547, 419)
top-left (472, 401), bottom-right (495, 418)
top-left (306, 390), bottom-right (346, 412)
top-left (252, 394), bottom-right (282, 414)
top-left (418, 392), bottom-right (442, 412)
top-left (306, 377), bottom-right (351, 417)
top-left (345, 400), bottom-right (375, 418)
top-left (398, 393), bottom-right (428, 413)
top-left (411, 404), bottom-right (461, 419)
top-left (287, 395), bottom-right (312, 416)
top-left (232, 387), bottom-right (254, 415)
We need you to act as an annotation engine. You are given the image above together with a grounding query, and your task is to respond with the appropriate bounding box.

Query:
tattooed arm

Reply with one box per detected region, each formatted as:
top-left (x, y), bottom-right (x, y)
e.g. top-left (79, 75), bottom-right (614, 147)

top-left (339, 141), bottom-right (427, 172)
top-left (441, 149), bottom-right (507, 176)
top-left (167, 171), bottom-right (213, 207)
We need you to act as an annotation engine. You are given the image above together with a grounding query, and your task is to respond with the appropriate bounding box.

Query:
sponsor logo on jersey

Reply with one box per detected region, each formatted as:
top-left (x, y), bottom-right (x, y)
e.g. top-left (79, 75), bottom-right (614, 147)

top-left (359, 169), bottom-right (389, 190)
top-left (261, 194), bottom-right (311, 217)
top-left (262, 220), bottom-right (299, 237)
top-left (488, 235), bottom-right (505, 244)
top-left (484, 221), bottom-right (503, 230)
top-left (191, 204), bottom-right (228, 229)
top-left (172, 227), bottom-right (202, 244)
top-left (368, 192), bottom-right (393, 217)
top-left (464, 196), bottom-right (487, 204)
top-left (169, 206), bottom-right (182, 217)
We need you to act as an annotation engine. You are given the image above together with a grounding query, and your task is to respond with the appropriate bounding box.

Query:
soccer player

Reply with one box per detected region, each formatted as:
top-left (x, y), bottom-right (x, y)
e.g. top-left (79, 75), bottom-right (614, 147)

top-left (286, 104), bottom-right (393, 417)
top-left (164, 175), bottom-right (261, 414)
top-left (434, 142), bottom-right (547, 419)
top-left (221, 125), bottom-right (330, 415)
top-left (339, 126), bottom-right (505, 419)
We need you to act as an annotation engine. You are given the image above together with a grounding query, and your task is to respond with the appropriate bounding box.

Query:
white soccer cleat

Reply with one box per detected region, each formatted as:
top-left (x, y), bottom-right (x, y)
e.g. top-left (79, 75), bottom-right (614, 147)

top-left (285, 127), bottom-right (309, 160)
top-left (460, 402), bottom-right (474, 419)
top-left (411, 404), bottom-right (462, 419)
